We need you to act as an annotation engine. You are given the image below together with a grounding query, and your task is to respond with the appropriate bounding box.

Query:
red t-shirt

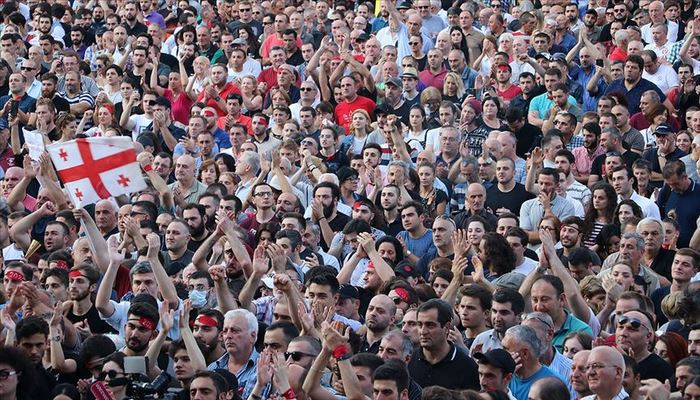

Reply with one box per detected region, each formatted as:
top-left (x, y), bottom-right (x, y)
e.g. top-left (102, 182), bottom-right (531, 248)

top-left (217, 114), bottom-right (252, 134)
top-left (609, 47), bottom-right (627, 62)
top-left (335, 96), bottom-right (376, 134)
top-left (196, 82), bottom-right (241, 116)
top-left (164, 89), bottom-right (194, 126)
top-left (496, 84), bottom-right (522, 102)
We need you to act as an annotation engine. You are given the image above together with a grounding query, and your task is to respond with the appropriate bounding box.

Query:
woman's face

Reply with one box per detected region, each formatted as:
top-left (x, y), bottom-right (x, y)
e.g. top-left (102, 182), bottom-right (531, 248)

top-left (239, 29), bottom-right (249, 40)
top-left (677, 133), bottom-right (692, 153)
top-left (352, 113), bottom-right (368, 131)
top-left (101, 361), bottom-right (126, 399)
top-left (409, 109), bottom-right (423, 129)
top-left (432, 277), bottom-right (450, 298)
top-left (418, 166), bottom-right (434, 186)
top-left (200, 165), bottom-right (217, 185)
top-left (451, 30), bottom-right (463, 44)
top-left (120, 83), bottom-right (134, 99)
top-left (377, 242), bottom-right (397, 262)
top-left (106, 68), bottom-right (120, 85)
top-left (468, 223), bottom-right (485, 246)
top-left (592, 189), bottom-right (608, 211)
top-left (98, 107), bottom-right (112, 125)
top-left (216, 158), bottom-right (229, 173)
top-left (653, 112), bottom-right (668, 125)
top-left (272, 109), bottom-right (288, 124)
top-left (64, 120), bottom-right (78, 138)
top-left (272, 93), bottom-right (288, 107)
top-left (653, 340), bottom-right (670, 364)
top-left (258, 231), bottom-right (272, 248)
top-left (445, 76), bottom-right (457, 95)
top-left (168, 72), bottom-right (182, 91)
top-left (611, 264), bottom-right (634, 289)
top-left (499, 37), bottom-right (513, 52)
top-left (0, 362), bottom-right (19, 397)
top-left (618, 204), bottom-right (634, 224)
top-left (483, 100), bottom-right (498, 117)
top-left (241, 77), bottom-right (254, 92)
top-left (218, 175), bottom-right (236, 194)
top-left (563, 338), bottom-right (584, 359)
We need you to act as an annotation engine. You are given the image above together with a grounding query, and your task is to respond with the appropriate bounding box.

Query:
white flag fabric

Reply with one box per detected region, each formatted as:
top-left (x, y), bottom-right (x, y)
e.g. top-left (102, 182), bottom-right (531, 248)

top-left (46, 137), bottom-right (147, 207)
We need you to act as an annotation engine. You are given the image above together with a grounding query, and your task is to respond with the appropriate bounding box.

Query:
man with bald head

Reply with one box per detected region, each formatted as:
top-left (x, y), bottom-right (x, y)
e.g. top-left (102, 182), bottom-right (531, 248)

top-left (455, 183), bottom-right (497, 231)
top-left (571, 350), bottom-right (592, 398)
top-left (95, 200), bottom-right (118, 238)
top-left (615, 310), bottom-right (674, 381)
top-left (641, 1), bottom-right (678, 43)
top-left (361, 294), bottom-right (397, 354)
top-left (585, 346), bottom-right (626, 400)
top-left (168, 154), bottom-right (207, 205)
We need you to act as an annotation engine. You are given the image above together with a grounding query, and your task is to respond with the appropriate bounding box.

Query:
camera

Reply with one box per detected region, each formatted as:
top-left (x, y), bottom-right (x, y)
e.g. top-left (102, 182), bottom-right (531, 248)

top-left (105, 357), bottom-right (185, 400)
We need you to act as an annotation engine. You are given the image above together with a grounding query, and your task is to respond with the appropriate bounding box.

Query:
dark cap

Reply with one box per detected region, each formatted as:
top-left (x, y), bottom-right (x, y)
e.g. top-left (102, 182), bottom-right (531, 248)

top-left (394, 260), bottom-right (421, 279)
top-left (551, 52), bottom-right (568, 63)
top-left (585, 8), bottom-right (598, 16)
top-left (653, 123), bottom-right (674, 136)
top-left (337, 166), bottom-right (359, 183)
top-left (534, 52), bottom-right (551, 60)
top-left (339, 284), bottom-right (360, 300)
top-left (384, 76), bottom-right (402, 88)
top-left (375, 102), bottom-right (394, 115)
top-left (397, 1), bottom-right (411, 9)
top-left (568, 247), bottom-right (593, 266)
top-left (473, 349), bottom-right (516, 374)
top-left (137, 133), bottom-right (155, 148)
top-left (356, 32), bottom-right (370, 42)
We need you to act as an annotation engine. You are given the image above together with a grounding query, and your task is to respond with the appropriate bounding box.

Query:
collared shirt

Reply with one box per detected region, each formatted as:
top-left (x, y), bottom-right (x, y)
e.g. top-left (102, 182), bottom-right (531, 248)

top-left (208, 349), bottom-right (262, 400)
top-left (624, 191), bottom-right (661, 219)
top-left (604, 78), bottom-right (665, 114)
top-left (548, 348), bottom-right (577, 400)
top-left (520, 195), bottom-right (577, 237)
top-left (552, 310), bottom-right (594, 352)
top-left (408, 344), bottom-right (480, 390)
top-left (566, 180), bottom-right (592, 209)
top-left (564, 135), bottom-right (585, 151)
top-left (469, 328), bottom-right (502, 356)
top-left (167, 180), bottom-right (208, 205)
top-left (26, 79), bottom-right (41, 99)
top-left (581, 388), bottom-right (628, 400)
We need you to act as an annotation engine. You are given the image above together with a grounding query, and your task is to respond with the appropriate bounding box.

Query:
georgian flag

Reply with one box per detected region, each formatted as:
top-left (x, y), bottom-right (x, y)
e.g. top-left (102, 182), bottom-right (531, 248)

top-left (47, 137), bottom-right (147, 207)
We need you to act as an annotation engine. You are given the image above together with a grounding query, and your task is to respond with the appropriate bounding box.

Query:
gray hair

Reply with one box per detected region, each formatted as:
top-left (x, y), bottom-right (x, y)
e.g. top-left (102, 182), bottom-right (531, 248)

top-left (383, 329), bottom-right (414, 358)
top-left (621, 231), bottom-right (645, 250)
top-left (460, 154), bottom-right (478, 169)
top-left (505, 325), bottom-right (545, 358)
top-left (388, 160), bottom-right (410, 176)
top-left (637, 217), bottom-right (664, 237)
top-left (239, 151), bottom-right (261, 175)
top-left (130, 261), bottom-right (153, 277)
top-left (224, 309), bottom-right (259, 336)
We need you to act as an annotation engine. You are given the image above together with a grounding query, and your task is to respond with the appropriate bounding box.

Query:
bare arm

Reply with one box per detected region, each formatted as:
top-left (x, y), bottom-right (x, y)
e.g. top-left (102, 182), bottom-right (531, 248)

top-left (7, 156), bottom-right (35, 211)
top-left (73, 208), bottom-right (110, 274)
top-left (145, 233), bottom-right (179, 308)
top-left (179, 300), bottom-right (207, 372)
top-left (209, 265), bottom-right (237, 313)
top-left (95, 237), bottom-right (123, 318)
top-left (9, 202), bottom-right (54, 252)
top-left (238, 245), bottom-right (269, 313)
top-left (192, 230), bottom-right (224, 271)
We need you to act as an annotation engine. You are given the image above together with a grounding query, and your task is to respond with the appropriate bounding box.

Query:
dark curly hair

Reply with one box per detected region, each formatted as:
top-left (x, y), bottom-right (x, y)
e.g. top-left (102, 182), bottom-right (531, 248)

top-left (481, 232), bottom-right (516, 276)
top-left (584, 182), bottom-right (617, 236)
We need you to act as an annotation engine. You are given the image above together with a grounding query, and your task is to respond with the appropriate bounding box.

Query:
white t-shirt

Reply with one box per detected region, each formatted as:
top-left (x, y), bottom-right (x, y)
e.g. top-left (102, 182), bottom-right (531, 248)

top-left (125, 114), bottom-right (154, 141)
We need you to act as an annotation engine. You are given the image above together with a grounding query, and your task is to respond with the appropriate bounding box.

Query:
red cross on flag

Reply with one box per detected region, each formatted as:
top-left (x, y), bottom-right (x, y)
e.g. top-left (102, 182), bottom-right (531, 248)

top-left (46, 137), bottom-right (147, 207)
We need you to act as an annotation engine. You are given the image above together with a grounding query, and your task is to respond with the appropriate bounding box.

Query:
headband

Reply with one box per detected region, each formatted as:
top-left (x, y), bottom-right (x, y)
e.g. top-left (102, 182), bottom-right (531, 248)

top-left (54, 260), bottom-right (69, 270)
top-left (101, 104), bottom-right (114, 114)
top-left (68, 270), bottom-right (84, 279)
top-left (367, 261), bottom-right (375, 270)
top-left (394, 287), bottom-right (410, 303)
top-left (4, 270), bottom-right (23, 282)
top-left (138, 317), bottom-right (156, 330)
top-left (195, 315), bottom-right (218, 328)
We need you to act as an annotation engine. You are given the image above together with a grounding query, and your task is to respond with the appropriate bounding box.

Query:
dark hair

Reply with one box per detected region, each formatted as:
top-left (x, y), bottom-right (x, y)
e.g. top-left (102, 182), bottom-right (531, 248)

top-left (0, 346), bottom-right (36, 397)
top-left (197, 309), bottom-right (225, 331)
top-left (16, 315), bottom-right (49, 342)
top-left (313, 181), bottom-right (341, 201)
top-left (459, 284), bottom-right (493, 311)
top-left (492, 287), bottom-right (525, 315)
top-left (584, 182), bottom-right (617, 232)
top-left (595, 224), bottom-right (622, 260)
top-left (267, 321), bottom-right (300, 344)
top-left (400, 201), bottom-right (426, 216)
top-left (533, 377), bottom-right (570, 400)
top-left (505, 226), bottom-right (528, 247)
top-left (482, 232), bottom-right (517, 276)
top-left (417, 299), bottom-right (453, 327)
top-left (132, 200), bottom-right (158, 221)
top-left (42, 267), bottom-right (68, 287)
top-left (626, 54), bottom-right (645, 70)
top-left (342, 219), bottom-right (372, 235)
top-left (538, 167), bottom-right (560, 184)
top-left (375, 236), bottom-right (405, 264)
top-left (305, 268), bottom-right (340, 294)
top-left (372, 359), bottom-right (410, 393)
top-left (78, 334), bottom-right (118, 370)
top-left (127, 302), bottom-right (160, 329)
top-left (534, 275), bottom-right (565, 297)
top-left (582, 122), bottom-right (601, 137)
top-left (70, 263), bottom-right (101, 285)
top-left (350, 353), bottom-right (384, 375)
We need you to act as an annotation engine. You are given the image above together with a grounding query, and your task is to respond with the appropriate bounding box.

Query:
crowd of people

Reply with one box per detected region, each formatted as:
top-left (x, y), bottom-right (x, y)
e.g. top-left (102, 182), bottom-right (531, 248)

top-left (0, 0), bottom-right (699, 399)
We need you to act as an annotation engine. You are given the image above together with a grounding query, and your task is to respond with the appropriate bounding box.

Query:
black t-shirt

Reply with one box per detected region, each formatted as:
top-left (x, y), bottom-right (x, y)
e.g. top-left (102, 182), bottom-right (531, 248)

top-left (286, 49), bottom-right (305, 66)
top-left (637, 352), bottom-right (674, 382)
top-left (52, 94), bottom-right (71, 114)
top-left (591, 150), bottom-right (641, 178)
top-left (384, 217), bottom-right (404, 237)
top-left (162, 249), bottom-right (195, 275)
top-left (321, 212), bottom-right (351, 250)
top-left (408, 344), bottom-right (480, 390)
top-left (514, 123), bottom-right (543, 158)
top-left (485, 183), bottom-right (535, 215)
top-left (649, 248), bottom-right (676, 281)
top-left (66, 303), bottom-right (117, 334)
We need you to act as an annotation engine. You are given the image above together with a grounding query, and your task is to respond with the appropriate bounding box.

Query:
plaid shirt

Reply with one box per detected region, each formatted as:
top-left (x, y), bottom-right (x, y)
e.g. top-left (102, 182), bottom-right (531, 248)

top-left (565, 135), bottom-right (585, 151)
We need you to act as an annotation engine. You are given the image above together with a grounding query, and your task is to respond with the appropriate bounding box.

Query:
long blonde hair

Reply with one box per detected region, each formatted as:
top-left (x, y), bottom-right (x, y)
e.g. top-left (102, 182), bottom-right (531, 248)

top-left (349, 109), bottom-right (370, 136)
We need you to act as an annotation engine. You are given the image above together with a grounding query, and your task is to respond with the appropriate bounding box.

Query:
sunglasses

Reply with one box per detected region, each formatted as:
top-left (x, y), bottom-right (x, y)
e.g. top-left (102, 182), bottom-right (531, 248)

top-left (391, 297), bottom-right (403, 304)
top-left (145, 100), bottom-right (157, 106)
top-left (285, 351), bottom-right (316, 361)
top-left (300, 87), bottom-right (314, 91)
top-left (98, 370), bottom-right (122, 381)
top-left (617, 315), bottom-right (649, 331)
top-left (20, 66), bottom-right (34, 71)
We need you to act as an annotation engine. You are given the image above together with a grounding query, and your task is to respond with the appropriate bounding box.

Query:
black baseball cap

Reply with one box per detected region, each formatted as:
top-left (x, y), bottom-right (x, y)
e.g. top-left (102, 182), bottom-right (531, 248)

top-left (473, 349), bottom-right (516, 374)
top-left (375, 102), bottom-right (395, 115)
top-left (394, 260), bottom-right (421, 279)
top-left (339, 284), bottom-right (360, 300)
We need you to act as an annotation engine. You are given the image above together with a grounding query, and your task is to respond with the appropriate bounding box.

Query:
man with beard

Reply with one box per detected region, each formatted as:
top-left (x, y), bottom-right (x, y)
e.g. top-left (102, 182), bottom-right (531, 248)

top-left (198, 194), bottom-right (220, 232)
top-left (182, 204), bottom-right (210, 252)
top-left (66, 26), bottom-right (87, 58)
top-left (161, 219), bottom-right (193, 276)
top-left (572, 123), bottom-right (604, 184)
top-left (14, 316), bottom-right (55, 399)
top-left (360, 294), bottom-right (397, 354)
top-left (604, 55), bottom-right (667, 115)
top-left (612, 104), bottom-right (645, 154)
top-left (192, 309), bottom-right (226, 365)
top-left (197, 64), bottom-right (239, 116)
top-left (40, 73), bottom-right (70, 114)
top-left (486, 158), bottom-right (534, 216)
top-left (126, 46), bottom-right (152, 83)
top-left (97, 234), bottom-right (182, 339)
top-left (616, 310), bottom-right (673, 381)
top-left (94, 200), bottom-right (119, 238)
top-left (65, 264), bottom-right (116, 334)
top-left (122, 299), bottom-right (160, 358)
top-left (187, 270), bottom-right (215, 311)
top-left (311, 182), bottom-right (350, 250)
top-left (555, 150), bottom-right (592, 210)
top-left (58, 70), bottom-right (94, 124)
top-left (123, 0), bottom-right (148, 36)
top-left (380, 185), bottom-right (403, 236)
top-left (56, 51), bottom-right (100, 97)
top-left (556, 217), bottom-right (601, 268)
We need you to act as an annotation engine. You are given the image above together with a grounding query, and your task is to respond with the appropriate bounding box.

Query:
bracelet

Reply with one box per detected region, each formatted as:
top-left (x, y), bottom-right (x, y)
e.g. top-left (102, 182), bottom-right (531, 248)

top-left (282, 389), bottom-right (296, 400)
top-left (333, 344), bottom-right (351, 360)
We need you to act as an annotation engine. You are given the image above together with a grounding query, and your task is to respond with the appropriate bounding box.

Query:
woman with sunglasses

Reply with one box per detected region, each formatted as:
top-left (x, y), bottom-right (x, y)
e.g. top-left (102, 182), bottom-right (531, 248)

top-left (97, 353), bottom-right (128, 400)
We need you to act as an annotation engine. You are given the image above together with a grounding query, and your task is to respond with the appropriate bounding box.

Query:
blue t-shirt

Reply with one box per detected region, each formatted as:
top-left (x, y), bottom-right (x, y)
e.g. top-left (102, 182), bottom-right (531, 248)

top-left (509, 365), bottom-right (563, 400)
top-left (397, 229), bottom-right (435, 258)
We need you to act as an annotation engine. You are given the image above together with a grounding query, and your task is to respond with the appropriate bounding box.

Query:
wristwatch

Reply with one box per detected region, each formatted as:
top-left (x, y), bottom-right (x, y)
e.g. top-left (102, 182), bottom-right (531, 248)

top-left (50, 335), bottom-right (62, 342)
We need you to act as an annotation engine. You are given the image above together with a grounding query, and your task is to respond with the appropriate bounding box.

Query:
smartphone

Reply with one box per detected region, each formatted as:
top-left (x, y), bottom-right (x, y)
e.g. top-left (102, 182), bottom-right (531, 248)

top-left (90, 381), bottom-right (115, 400)
top-left (9, 100), bottom-right (18, 119)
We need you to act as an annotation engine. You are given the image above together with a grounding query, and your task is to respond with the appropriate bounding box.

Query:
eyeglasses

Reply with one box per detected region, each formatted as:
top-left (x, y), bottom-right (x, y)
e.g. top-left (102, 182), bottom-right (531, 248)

top-left (0, 370), bottom-right (18, 380)
top-left (285, 351), bottom-right (317, 361)
top-left (417, 5), bottom-right (429, 9)
top-left (145, 100), bottom-right (157, 106)
top-left (617, 315), bottom-right (650, 331)
top-left (605, 151), bottom-right (622, 157)
top-left (491, 3), bottom-right (501, 7)
top-left (539, 226), bottom-right (555, 231)
top-left (255, 192), bottom-right (273, 197)
top-left (98, 370), bottom-right (123, 381)
top-left (300, 87), bottom-right (314, 92)
top-left (554, 120), bottom-right (568, 126)
top-left (409, 41), bottom-right (420, 45)
top-left (20, 66), bottom-right (34, 71)
top-left (130, 211), bottom-right (147, 217)
top-left (586, 363), bottom-right (618, 372)
top-left (239, 7), bottom-right (250, 11)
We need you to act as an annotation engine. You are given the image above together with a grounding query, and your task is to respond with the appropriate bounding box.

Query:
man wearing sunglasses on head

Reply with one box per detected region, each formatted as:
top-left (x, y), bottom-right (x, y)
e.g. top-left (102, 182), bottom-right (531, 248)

top-left (615, 310), bottom-right (674, 382)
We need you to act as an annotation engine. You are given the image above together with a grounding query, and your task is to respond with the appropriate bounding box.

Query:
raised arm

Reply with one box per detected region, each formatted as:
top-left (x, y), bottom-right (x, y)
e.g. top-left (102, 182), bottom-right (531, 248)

top-left (209, 265), bottom-right (237, 313)
top-left (192, 229), bottom-right (223, 271)
top-left (7, 156), bottom-right (36, 211)
top-left (238, 245), bottom-right (269, 313)
top-left (73, 208), bottom-right (110, 274)
top-left (146, 300), bottom-right (172, 378)
top-left (216, 214), bottom-right (253, 277)
top-left (9, 201), bottom-right (56, 252)
top-left (323, 322), bottom-right (369, 400)
top-left (95, 236), bottom-right (124, 317)
top-left (359, 233), bottom-right (395, 283)
top-left (145, 233), bottom-right (179, 309)
top-left (49, 304), bottom-right (77, 374)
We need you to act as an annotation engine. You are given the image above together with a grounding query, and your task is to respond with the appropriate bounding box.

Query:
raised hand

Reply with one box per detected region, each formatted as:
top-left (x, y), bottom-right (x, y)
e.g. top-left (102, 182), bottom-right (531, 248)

top-left (252, 245), bottom-right (270, 276)
top-left (321, 320), bottom-right (350, 353)
top-left (208, 265), bottom-right (227, 283)
top-left (159, 300), bottom-right (174, 333)
top-left (107, 235), bottom-right (125, 265)
top-left (146, 233), bottom-right (161, 259)
top-left (180, 299), bottom-right (192, 329)
top-left (470, 255), bottom-right (485, 283)
top-left (452, 229), bottom-right (468, 257)
top-left (358, 232), bottom-right (375, 255)
top-left (273, 273), bottom-right (292, 293)
top-left (49, 302), bottom-right (63, 328)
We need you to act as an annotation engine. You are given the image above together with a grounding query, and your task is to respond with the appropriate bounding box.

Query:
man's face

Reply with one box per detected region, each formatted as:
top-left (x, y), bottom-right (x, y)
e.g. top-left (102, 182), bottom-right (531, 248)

top-left (531, 280), bottom-right (562, 320)
top-left (125, 315), bottom-right (154, 352)
top-left (366, 297), bottom-right (395, 333)
top-left (44, 276), bottom-right (68, 302)
top-left (638, 222), bottom-right (663, 254)
top-left (616, 311), bottom-right (652, 353)
top-left (619, 236), bottom-right (642, 268)
top-left (417, 308), bottom-right (448, 351)
top-left (173, 348), bottom-right (197, 381)
top-left (68, 273), bottom-right (92, 301)
top-left (166, 221), bottom-right (190, 251)
top-left (306, 283), bottom-right (336, 309)
top-left (571, 350), bottom-right (591, 393)
top-left (559, 224), bottom-right (582, 248)
top-left (491, 301), bottom-right (518, 334)
top-left (131, 272), bottom-right (157, 297)
top-left (18, 333), bottom-right (47, 364)
top-left (458, 295), bottom-right (488, 329)
top-left (44, 224), bottom-right (67, 252)
top-left (624, 61), bottom-right (642, 83)
top-left (222, 315), bottom-right (256, 356)
top-left (192, 318), bottom-right (221, 356)
top-left (537, 174), bottom-right (557, 196)
top-left (183, 208), bottom-right (206, 238)
top-left (431, 218), bottom-right (455, 248)
top-left (190, 376), bottom-right (220, 400)
top-left (689, 329), bottom-right (700, 356)
top-left (478, 362), bottom-right (508, 392)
